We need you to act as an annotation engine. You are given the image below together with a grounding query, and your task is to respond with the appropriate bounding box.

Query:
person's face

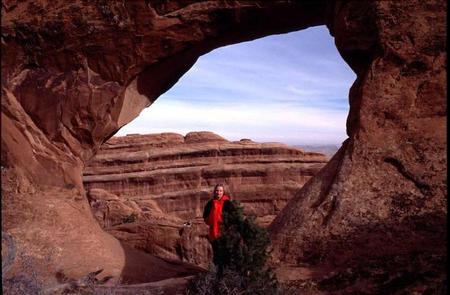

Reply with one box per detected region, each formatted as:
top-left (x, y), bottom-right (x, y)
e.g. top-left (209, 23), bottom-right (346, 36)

top-left (214, 186), bottom-right (224, 200)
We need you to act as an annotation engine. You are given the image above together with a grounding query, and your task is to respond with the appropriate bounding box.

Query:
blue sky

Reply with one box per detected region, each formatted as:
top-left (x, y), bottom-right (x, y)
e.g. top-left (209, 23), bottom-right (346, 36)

top-left (117, 25), bottom-right (356, 145)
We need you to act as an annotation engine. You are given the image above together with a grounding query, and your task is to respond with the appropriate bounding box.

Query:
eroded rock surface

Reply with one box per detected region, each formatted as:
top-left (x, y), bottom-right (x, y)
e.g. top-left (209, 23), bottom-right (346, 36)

top-left (83, 131), bottom-right (328, 266)
top-left (269, 1), bottom-right (447, 293)
top-left (1, 0), bottom-right (327, 284)
top-left (1, 0), bottom-right (446, 292)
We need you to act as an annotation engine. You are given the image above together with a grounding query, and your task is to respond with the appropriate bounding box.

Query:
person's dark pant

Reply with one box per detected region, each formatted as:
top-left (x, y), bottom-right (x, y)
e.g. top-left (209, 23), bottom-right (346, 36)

top-left (211, 239), bottom-right (230, 278)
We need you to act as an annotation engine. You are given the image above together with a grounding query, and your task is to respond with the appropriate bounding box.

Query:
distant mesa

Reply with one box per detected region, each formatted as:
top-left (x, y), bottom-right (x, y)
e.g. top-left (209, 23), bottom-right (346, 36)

top-left (83, 131), bottom-right (329, 268)
top-left (184, 131), bottom-right (228, 143)
top-left (295, 144), bottom-right (340, 158)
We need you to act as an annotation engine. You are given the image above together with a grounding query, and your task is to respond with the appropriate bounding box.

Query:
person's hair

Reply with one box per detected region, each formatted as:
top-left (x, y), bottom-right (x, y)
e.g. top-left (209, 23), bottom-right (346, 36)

top-left (213, 183), bottom-right (225, 195)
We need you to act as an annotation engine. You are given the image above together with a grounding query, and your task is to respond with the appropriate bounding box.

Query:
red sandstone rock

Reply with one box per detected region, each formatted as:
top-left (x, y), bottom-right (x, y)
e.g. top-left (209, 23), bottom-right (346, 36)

top-left (83, 132), bottom-right (327, 266)
top-left (269, 1), bottom-right (447, 293)
top-left (2, 0), bottom-right (327, 284)
top-left (1, 0), bottom-right (446, 293)
top-left (184, 131), bottom-right (228, 144)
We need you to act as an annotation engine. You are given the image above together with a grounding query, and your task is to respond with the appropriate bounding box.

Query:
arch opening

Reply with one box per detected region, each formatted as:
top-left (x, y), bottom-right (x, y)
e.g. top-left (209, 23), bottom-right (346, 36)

top-left (117, 25), bottom-right (355, 150)
top-left (82, 25), bottom-right (356, 277)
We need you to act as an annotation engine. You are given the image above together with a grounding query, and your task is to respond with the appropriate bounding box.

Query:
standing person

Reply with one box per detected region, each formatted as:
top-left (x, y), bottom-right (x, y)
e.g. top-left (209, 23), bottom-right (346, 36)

top-left (203, 184), bottom-right (236, 275)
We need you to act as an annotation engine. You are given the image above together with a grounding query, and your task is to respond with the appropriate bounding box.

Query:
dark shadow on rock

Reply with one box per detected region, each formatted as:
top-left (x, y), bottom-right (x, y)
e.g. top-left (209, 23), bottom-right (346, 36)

top-left (296, 213), bottom-right (447, 294)
top-left (119, 242), bottom-right (204, 284)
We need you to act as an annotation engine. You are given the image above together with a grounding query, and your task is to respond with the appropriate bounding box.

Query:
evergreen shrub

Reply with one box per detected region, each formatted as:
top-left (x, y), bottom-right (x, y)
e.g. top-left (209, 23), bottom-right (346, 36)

top-left (186, 200), bottom-right (295, 295)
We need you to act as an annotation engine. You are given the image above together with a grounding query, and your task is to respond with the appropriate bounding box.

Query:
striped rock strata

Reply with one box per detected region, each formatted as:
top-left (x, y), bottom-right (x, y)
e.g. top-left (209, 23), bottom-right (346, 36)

top-left (83, 131), bottom-right (328, 267)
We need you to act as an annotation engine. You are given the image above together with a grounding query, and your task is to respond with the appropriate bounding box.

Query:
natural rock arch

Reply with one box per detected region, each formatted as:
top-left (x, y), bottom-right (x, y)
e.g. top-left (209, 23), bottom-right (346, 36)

top-left (1, 0), bottom-right (446, 291)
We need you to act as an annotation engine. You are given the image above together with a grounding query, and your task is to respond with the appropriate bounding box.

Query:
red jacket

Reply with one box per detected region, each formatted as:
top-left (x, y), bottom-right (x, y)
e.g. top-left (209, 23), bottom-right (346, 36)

top-left (203, 196), bottom-right (231, 242)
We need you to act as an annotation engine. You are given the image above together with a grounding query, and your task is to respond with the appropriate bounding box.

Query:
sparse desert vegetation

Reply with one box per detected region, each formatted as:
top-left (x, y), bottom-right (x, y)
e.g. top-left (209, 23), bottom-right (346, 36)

top-left (185, 201), bottom-right (299, 295)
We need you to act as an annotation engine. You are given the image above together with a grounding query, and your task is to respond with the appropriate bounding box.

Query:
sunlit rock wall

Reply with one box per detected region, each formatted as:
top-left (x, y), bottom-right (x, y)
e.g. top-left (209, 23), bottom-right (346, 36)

top-left (82, 132), bottom-right (327, 266)
top-left (1, 0), bottom-right (327, 282)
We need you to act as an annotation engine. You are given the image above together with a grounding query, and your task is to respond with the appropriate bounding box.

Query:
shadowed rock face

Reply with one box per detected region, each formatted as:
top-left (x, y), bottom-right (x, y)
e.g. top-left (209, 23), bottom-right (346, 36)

top-left (269, 0), bottom-right (447, 292)
top-left (1, 0), bottom-right (446, 292)
top-left (82, 131), bottom-right (328, 266)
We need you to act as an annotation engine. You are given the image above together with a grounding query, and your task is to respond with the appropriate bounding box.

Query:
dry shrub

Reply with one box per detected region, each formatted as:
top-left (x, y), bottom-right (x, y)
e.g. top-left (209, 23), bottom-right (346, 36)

top-left (185, 264), bottom-right (299, 295)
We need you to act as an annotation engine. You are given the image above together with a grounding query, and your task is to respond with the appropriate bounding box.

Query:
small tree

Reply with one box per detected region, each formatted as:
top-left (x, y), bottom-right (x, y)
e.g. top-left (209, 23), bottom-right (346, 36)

top-left (186, 200), bottom-right (279, 295)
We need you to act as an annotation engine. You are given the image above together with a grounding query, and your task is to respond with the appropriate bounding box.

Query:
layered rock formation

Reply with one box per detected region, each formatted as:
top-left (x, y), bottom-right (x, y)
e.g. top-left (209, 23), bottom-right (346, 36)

top-left (83, 131), bottom-right (328, 266)
top-left (1, 0), bottom-right (446, 293)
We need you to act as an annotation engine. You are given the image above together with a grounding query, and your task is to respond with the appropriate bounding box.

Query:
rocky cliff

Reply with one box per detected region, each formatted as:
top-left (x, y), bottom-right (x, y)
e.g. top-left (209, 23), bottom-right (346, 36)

top-left (1, 0), bottom-right (446, 293)
top-left (269, 1), bottom-right (447, 293)
top-left (82, 131), bottom-right (328, 266)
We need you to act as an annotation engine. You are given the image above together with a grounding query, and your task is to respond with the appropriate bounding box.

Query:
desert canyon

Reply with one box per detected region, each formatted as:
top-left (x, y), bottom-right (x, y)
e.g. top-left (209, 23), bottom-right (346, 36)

top-left (83, 131), bottom-right (328, 268)
top-left (1, 0), bottom-right (446, 294)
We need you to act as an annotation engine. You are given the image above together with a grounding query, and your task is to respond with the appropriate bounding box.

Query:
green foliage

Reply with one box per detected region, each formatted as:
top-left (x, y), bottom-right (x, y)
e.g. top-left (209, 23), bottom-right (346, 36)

top-left (218, 201), bottom-right (276, 287)
top-left (122, 213), bottom-right (137, 224)
top-left (186, 200), bottom-right (282, 295)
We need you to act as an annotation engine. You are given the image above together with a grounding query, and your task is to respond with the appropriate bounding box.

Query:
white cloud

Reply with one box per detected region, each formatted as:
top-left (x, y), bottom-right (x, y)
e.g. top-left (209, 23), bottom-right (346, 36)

top-left (285, 85), bottom-right (325, 96)
top-left (116, 99), bottom-right (348, 145)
